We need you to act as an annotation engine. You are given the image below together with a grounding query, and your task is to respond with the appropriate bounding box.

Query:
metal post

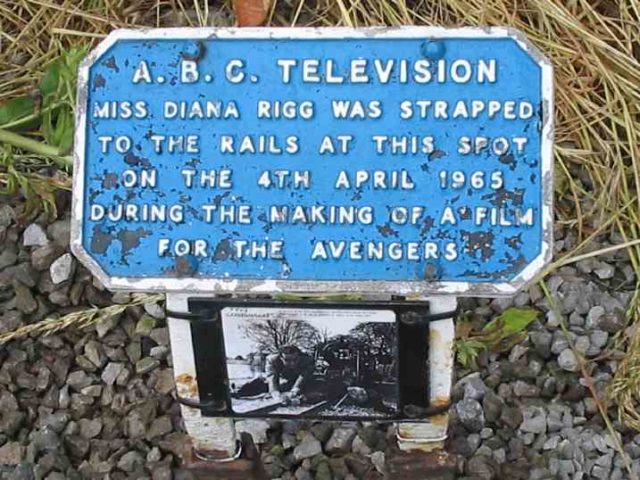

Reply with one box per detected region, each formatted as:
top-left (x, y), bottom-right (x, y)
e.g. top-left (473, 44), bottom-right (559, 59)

top-left (387, 296), bottom-right (457, 479)
top-left (167, 293), bottom-right (266, 479)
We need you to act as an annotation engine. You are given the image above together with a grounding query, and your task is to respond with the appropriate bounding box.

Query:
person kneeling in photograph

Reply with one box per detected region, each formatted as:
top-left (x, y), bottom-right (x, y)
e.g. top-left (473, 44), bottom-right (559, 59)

top-left (234, 345), bottom-right (322, 404)
top-left (266, 345), bottom-right (318, 404)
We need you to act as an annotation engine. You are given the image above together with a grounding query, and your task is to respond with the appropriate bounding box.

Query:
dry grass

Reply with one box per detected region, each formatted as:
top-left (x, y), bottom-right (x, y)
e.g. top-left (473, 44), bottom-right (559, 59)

top-left (0, 0), bottom-right (639, 438)
top-left (0, 293), bottom-right (164, 344)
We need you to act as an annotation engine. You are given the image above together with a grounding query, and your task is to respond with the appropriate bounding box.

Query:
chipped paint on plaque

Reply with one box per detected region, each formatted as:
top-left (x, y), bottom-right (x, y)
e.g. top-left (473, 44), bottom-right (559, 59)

top-left (72, 27), bottom-right (553, 297)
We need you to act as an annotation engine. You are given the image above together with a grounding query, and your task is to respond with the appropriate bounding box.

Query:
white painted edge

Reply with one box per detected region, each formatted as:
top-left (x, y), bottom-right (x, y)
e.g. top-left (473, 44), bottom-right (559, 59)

top-left (397, 297), bottom-right (455, 450)
top-left (167, 294), bottom-right (238, 455)
top-left (71, 26), bottom-right (554, 298)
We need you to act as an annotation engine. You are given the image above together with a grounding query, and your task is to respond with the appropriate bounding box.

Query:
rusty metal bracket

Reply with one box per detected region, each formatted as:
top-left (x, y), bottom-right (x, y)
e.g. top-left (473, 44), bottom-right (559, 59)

top-left (193, 440), bottom-right (243, 463)
top-left (182, 433), bottom-right (267, 480)
top-left (395, 425), bottom-right (448, 444)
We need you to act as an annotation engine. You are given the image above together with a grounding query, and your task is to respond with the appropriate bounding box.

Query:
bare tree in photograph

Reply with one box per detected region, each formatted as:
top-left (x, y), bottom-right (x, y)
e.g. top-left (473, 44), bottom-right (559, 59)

top-left (241, 316), bottom-right (321, 353)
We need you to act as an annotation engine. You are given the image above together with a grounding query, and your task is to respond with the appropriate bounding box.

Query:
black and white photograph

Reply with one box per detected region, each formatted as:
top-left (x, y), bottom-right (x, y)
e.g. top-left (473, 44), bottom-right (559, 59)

top-left (221, 307), bottom-right (398, 418)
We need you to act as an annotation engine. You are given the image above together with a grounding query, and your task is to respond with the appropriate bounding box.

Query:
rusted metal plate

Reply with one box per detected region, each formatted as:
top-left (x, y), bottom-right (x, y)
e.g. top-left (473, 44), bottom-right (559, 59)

top-left (182, 433), bottom-right (267, 480)
top-left (72, 27), bottom-right (553, 296)
top-left (386, 448), bottom-right (457, 480)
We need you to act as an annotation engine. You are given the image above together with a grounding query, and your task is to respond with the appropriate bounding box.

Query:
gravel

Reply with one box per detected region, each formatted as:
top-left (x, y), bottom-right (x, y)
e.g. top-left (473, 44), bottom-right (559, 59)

top-left (0, 195), bottom-right (637, 480)
top-left (558, 348), bottom-right (580, 371)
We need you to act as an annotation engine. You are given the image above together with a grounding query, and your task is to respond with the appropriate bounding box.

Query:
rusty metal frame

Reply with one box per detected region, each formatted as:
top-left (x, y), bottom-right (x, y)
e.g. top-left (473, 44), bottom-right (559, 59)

top-left (179, 298), bottom-right (453, 421)
top-left (167, 293), bottom-right (456, 455)
top-left (71, 26), bottom-right (554, 298)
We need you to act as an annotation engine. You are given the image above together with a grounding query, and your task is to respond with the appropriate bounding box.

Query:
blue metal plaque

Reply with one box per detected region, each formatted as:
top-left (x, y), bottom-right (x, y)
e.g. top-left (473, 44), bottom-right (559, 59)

top-left (72, 27), bottom-right (553, 296)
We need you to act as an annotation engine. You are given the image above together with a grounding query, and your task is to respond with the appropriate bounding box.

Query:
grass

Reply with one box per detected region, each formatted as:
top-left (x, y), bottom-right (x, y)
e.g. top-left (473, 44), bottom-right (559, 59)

top-left (0, 293), bottom-right (164, 344)
top-left (0, 0), bottom-right (639, 447)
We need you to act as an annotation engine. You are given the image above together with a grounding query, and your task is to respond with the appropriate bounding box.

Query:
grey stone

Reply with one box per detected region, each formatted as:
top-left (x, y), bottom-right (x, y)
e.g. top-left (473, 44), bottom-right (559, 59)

top-left (543, 435), bottom-right (559, 450)
top-left (467, 433), bottom-right (481, 453)
top-left (590, 330), bottom-right (609, 349)
top-left (492, 448), bottom-right (506, 464)
top-left (587, 306), bottom-right (605, 329)
top-left (351, 435), bottom-right (371, 456)
top-left (595, 453), bottom-right (613, 469)
top-left (101, 362), bottom-right (124, 386)
top-left (508, 344), bottom-right (529, 362)
top-left (456, 398), bottom-right (485, 432)
top-left (58, 385), bottom-right (70, 409)
top-left (480, 427), bottom-right (493, 439)
top-left (125, 341), bottom-right (142, 363)
top-left (513, 380), bottom-right (539, 397)
top-left (575, 335), bottom-right (590, 354)
top-left (95, 314), bottom-right (120, 338)
top-left (0, 205), bottom-right (15, 228)
top-left (546, 415), bottom-right (564, 432)
top-left (30, 245), bottom-right (62, 271)
top-left (0, 310), bottom-right (23, 333)
top-left (66, 370), bottom-right (92, 392)
top-left (78, 418), bottom-right (102, 439)
top-left (295, 466), bottom-right (313, 480)
top-left (0, 442), bottom-right (23, 465)
top-left (49, 254), bottom-right (75, 284)
top-left (546, 310), bottom-right (562, 328)
top-left (0, 390), bottom-right (19, 412)
top-left (569, 311), bottom-right (585, 327)
top-left (551, 331), bottom-right (569, 354)
top-left (482, 391), bottom-right (505, 423)
top-left (8, 464), bottom-right (34, 480)
top-left (558, 459), bottom-right (575, 475)
top-left (84, 341), bottom-right (107, 368)
top-left (153, 369), bottom-right (175, 395)
top-left (150, 327), bottom-right (170, 346)
top-left (594, 262), bottom-right (615, 280)
top-left (117, 451), bottom-right (144, 472)
top-left (282, 433), bottom-right (296, 449)
top-left (147, 416), bottom-right (173, 439)
top-left (0, 248), bottom-right (17, 270)
top-left (592, 465), bottom-right (611, 479)
top-left (520, 406), bottom-right (546, 434)
top-left (14, 282), bottom-right (37, 314)
top-left (591, 434), bottom-right (609, 453)
top-left (147, 446), bottom-right (162, 463)
top-left (23, 224), bottom-right (48, 247)
top-left (370, 451), bottom-right (385, 475)
top-left (557, 439), bottom-right (573, 459)
top-left (135, 314), bottom-right (157, 336)
top-left (15, 370), bottom-right (36, 390)
top-left (326, 427), bottom-right (357, 454)
top-left (136, 357), bottom-right (160, 374)
top-left (463, 375), bottom-right (488, 401)
top-left (293, 434), bottom-right (322, 461)
top-left (599, 312), bottom-right (626, 333)
top-left (152, 465), bottom-right (172, 480)
top-left (310, 422), bottom-right (334, 443)
top-left (500, 406), bottom-right (523, 430)
top-left (558, 348), bottom-right (579, 372)
top-left (125, 412), bottom-right (147, 439)
top-left (75, 355), bottom-right (96, 372)
top-left (47, 219), bottom-right (71, 248)
top-left (32, 426), bottom-right (60, 454)
top-left (150, 345), bottom-right (170, 359)
top-left (144, 302), bottom-right (165, 319)
top-left (530, 330), bottom-right (552, 358)
top-left (39, 412), bottom-right (69, 433)
top-left (466, 455), bottom-right (497, 480)
top-left (3, 263), bottom-right (38, 288)
top-left (236, 419), bottom-right (269, 444)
